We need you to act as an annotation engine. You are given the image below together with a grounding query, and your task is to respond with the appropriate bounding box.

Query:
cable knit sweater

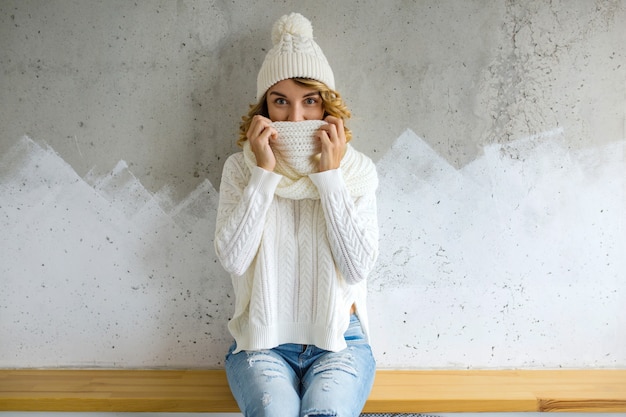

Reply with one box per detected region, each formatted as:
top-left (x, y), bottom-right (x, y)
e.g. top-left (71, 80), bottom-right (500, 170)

top-left (214, 145), bottom-right (379, 353)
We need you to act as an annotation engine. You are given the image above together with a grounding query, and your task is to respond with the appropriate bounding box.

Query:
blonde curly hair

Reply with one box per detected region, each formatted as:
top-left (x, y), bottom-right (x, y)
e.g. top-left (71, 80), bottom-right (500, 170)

top-left (237, 78), bottom-right (352, 148)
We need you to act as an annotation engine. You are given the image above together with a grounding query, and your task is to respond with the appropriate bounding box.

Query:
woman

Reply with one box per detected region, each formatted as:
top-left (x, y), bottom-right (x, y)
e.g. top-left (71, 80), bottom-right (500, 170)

top-left (214, 13), bottom-right (379, 417)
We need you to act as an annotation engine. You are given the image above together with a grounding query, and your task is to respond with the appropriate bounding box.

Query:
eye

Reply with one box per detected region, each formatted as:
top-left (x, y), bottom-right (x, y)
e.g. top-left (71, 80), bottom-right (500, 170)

top-left (274, 98), bottom-right (287, 105)
top-left (305, 97), bottom-right (319, 105)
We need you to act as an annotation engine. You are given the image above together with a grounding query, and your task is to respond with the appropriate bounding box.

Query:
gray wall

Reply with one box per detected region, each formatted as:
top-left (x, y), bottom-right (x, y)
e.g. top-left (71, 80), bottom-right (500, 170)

top-left (1, 1), bottom-right (625, 369)
top-left (3, 1), bottom-right (623, 198)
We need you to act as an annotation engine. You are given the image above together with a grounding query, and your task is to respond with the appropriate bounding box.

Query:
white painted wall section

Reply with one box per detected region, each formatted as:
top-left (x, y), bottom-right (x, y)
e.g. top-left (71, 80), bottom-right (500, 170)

top-left (1, 132), bottom-right (624, 368)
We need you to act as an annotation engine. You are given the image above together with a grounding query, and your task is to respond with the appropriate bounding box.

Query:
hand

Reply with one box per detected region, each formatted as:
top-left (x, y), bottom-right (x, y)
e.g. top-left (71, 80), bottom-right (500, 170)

top-left (247, 115), bottom-right (277, 171)
top-left (316, 116), bottom-right (347, 172)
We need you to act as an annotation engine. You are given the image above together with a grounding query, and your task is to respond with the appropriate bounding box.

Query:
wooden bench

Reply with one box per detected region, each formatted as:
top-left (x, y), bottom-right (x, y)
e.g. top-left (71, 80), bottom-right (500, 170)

top-left (1, 369), bottom-right (625, 413)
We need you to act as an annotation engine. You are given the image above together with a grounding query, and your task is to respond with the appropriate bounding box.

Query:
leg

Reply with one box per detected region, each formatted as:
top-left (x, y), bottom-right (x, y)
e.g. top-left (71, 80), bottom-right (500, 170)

top-left (300, 317), bottom-right (376, 417)
top-left (300, 344), bottom-right (375, 417)
top-left (225, 344), bottom-right (301, 417)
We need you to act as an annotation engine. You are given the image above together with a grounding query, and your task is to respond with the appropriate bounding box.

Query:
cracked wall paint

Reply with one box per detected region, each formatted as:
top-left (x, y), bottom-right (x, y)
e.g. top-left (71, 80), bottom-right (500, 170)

top-left (475, 0), bottom-right (625, 146)
top-left (2, 1), bottom-right (624, 197)
top-left (1, 132), bottom-right (623, 368)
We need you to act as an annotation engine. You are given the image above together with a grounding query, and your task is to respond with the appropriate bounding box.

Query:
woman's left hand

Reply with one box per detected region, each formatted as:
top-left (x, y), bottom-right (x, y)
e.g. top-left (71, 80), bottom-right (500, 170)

top-left (316, 116), bottom-right (347, 172)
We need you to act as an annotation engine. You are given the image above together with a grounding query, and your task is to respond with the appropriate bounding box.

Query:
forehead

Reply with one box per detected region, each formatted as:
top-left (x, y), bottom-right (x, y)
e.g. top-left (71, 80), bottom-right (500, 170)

top-left (268, 79), bottom-right (319, 96)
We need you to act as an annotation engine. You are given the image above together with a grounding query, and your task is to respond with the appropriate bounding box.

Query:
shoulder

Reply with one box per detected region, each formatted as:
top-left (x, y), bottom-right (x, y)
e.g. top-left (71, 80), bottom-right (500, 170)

top-left (345, 144), bottom-right (374, 163)
top-left (339, 145), bottom-right (379, 195)
top-left (343, 146), bottom-right (378, 176)
top-left (222, 151), bottom-right (247, 171)
top-left (225, 151), bottom-right (245, 166)
top-left (221, 151), bottom-right (251, 181)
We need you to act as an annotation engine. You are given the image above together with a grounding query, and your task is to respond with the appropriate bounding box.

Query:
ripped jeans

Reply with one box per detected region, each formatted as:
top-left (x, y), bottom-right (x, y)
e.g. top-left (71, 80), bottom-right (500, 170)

top-left (224, 315), bottom-right (376, 417)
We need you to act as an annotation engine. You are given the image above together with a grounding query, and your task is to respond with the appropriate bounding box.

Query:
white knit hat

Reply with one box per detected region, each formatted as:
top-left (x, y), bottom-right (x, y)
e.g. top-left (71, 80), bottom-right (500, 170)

top-left (256, 13), bottom-right (335, 100)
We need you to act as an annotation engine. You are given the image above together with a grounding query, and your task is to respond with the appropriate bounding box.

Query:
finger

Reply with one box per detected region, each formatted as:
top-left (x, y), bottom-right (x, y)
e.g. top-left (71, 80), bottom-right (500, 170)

top-left (324, 115), bottom-right (339, 124)
top-left (268, 125), bottom-right (278, 139)
top-left (324, 115), bottom-right (343, 131)
top-left (327, 123), bottom-right (339, 142)
top-left (247, 119), bottom-right (266, 141)
top-left (316, 127), bottom-right (331, 146)
top-left (323, 116), bottom-right (345, 143)
top-left (247, 115), bottom-right (272, 141)
top-left (254, 126), bottom-right (276, 148)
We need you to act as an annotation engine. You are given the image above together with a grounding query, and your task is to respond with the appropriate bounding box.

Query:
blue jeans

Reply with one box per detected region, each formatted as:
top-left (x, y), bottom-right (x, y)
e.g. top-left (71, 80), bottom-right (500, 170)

top-left (225, 315), bottom-right (376, 417)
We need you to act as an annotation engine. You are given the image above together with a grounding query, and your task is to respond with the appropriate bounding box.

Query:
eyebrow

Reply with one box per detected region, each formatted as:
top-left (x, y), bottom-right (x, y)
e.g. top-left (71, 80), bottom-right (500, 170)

top-left (268, 91), bottom-right (320, 98)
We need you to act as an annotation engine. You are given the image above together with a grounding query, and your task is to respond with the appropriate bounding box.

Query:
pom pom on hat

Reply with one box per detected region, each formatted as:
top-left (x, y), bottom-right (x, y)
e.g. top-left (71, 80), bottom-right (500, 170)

top-left (257, 13), bottom-right (335, 100)
top-left (271, 12), bottom-right (313, 44)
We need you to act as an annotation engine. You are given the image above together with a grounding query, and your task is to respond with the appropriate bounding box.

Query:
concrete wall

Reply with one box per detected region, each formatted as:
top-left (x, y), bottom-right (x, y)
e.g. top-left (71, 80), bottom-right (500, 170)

top-left (1, 0), bottom-right (625, 370)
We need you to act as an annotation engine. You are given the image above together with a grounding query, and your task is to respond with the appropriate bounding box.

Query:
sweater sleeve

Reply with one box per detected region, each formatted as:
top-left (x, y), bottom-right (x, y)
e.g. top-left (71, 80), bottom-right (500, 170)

top-left (214, 153), bottom-right (282, 276)
top-left (309, 168), bottom-right (379, 285)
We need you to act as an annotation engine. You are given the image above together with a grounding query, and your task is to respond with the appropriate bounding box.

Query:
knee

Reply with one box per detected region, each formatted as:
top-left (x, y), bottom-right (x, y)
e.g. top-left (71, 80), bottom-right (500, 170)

top-left (226, 350), bottom-right (300, 417)
top-left (302, 409), bottom-right (352, 417)
top-left (239, 389), bottom-right (300, 417)
top-left (302, 411), bottom-right (335, 417)
top-left (248, 392), bottom-right (299, 417)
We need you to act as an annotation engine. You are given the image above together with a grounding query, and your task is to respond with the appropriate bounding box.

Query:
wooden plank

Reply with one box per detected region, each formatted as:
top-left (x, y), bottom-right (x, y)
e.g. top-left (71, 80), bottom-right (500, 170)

top-left (364, 370), bottom-right (538, 413)
top-left (540, 399), bottom-right (626, 413)
top-left (1, 369), bottom-right (625, 413)
top-left (516, 369), bottom-right (626, 412)
top-left (0, 369), bottom-right (239, 412)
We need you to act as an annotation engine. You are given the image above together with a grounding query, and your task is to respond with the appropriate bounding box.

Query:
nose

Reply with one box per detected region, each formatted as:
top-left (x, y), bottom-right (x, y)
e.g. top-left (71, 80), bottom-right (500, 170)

top-left (287, 104), bottom-right (304, 121)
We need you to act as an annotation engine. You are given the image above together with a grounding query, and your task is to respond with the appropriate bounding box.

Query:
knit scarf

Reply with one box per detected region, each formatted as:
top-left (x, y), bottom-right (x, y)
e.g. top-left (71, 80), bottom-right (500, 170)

top-left (243, 120), bottom-right (378, 200)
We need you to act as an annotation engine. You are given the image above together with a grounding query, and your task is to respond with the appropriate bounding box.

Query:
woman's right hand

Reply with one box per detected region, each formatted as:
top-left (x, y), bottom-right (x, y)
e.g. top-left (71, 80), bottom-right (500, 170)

top-left (247, 115), bottom-right (277, 172)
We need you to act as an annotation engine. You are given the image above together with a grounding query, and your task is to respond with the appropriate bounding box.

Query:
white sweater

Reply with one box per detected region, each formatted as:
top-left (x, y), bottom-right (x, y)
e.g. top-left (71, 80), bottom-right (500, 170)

top-left (214, 149), bottom-right (379, 353)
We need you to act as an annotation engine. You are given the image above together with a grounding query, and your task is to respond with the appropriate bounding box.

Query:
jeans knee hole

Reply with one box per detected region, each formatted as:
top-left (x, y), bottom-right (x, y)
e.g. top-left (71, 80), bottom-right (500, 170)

top-left (303, 410), bottom-right (337, 417)
top-left (246, 351), bottom-right (284, 367)
top-left (260, 368), bottom-right (286, 380)
top-left (313, 359), bottom-right (358, 378)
